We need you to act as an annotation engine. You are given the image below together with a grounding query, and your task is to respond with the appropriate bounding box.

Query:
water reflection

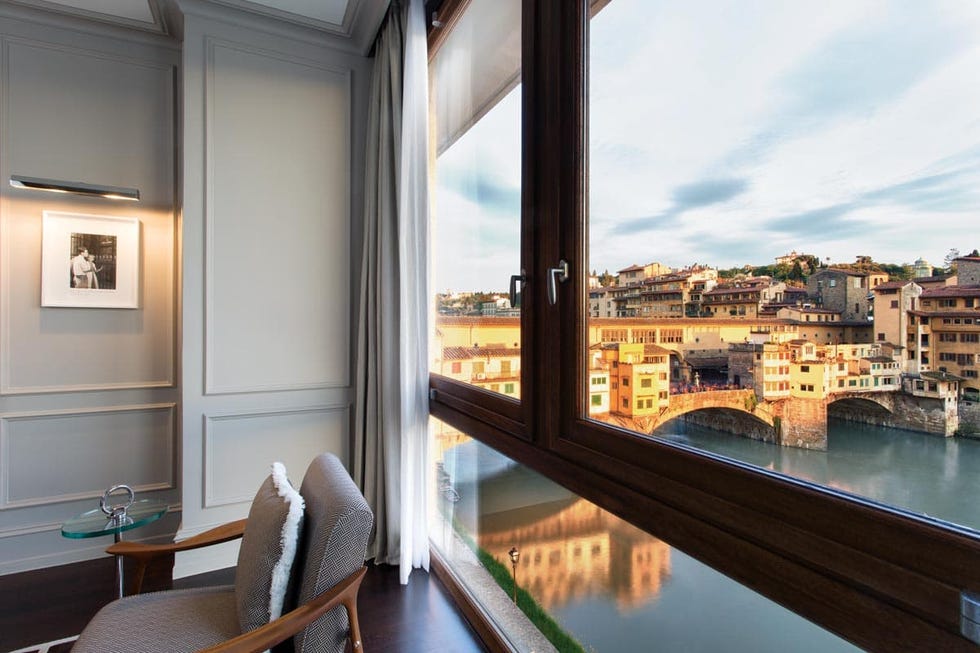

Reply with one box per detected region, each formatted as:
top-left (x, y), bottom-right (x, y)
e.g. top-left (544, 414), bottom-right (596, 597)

top-left (436, 428), bottom-right (856, 651)
top-left (480, 497), bottom-right (672, 611)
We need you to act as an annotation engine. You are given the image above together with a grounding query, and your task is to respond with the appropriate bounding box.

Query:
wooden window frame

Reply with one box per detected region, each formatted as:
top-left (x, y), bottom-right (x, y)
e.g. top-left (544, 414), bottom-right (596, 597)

top-left (427, 1), bottom-right (980, 650)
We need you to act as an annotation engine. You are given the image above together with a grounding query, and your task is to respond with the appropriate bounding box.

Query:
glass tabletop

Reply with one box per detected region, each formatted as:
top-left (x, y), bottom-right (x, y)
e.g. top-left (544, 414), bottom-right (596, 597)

top-left (61, 499), bottom-right (169, 539)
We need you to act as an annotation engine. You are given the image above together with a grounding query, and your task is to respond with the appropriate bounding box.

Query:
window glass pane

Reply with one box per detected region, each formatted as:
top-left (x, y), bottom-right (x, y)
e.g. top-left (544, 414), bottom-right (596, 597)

top-left (430, 0), bottom-right (522, 399)
top-left (587, 0), bottom-right (980, 530)
top-left (431, 420), bottom-right (856, 652)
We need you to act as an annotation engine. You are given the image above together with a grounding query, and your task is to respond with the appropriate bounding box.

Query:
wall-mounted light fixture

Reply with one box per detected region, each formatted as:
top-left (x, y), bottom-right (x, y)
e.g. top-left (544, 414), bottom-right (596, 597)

top-left (9, 175), bottom-right (140, 202)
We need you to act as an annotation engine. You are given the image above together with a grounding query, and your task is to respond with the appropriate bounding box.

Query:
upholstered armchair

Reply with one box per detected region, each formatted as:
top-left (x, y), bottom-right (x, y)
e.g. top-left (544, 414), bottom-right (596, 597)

top-left (72, 453), bottom-right (374, 653)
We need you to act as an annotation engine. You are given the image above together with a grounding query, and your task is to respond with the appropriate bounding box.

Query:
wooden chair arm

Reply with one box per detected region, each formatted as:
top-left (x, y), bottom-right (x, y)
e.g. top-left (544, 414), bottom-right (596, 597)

top-left (106, 519), bottom-right (247, 594)
top-left (106, 519), bottom-right (247, 558)
top-left (197, 565), bottom-right (368, 653)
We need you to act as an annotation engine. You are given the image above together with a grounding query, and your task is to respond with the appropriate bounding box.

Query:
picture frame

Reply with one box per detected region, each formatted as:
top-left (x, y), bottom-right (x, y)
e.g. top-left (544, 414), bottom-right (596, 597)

top-left (41, 211), bottom-right (141, 309)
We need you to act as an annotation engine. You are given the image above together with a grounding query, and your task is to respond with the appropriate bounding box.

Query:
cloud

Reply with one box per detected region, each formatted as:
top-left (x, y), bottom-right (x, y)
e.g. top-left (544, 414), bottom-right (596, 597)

top-left (438, 167), bottom-right (520, 218)
top-left (763, 159), bottom-right (980, 240)
top-left (672, 177), bottom-right (748, 207)
top-left (618, 176), bottom-right (749, 234)
top-left (779, 7), bottom-right (970, 125)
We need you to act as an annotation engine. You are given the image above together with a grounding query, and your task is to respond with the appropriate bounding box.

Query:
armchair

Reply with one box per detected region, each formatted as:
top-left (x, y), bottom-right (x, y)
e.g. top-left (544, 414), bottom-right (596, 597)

top-left (72, 453), bottom-right (374, 653)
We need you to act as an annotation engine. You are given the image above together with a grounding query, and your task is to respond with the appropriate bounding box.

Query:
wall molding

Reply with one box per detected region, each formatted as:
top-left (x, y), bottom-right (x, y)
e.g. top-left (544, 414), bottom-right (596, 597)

top-left (202, 404), bottom-right (349, 507)
top-left (0, 403), bottom-right (177, 509)
top-left (0, 379), bottom-right (176, 396)
top-left (0, 35), bottom-right (178, 396)
top-left (202, 36), bottom-right (351, 396)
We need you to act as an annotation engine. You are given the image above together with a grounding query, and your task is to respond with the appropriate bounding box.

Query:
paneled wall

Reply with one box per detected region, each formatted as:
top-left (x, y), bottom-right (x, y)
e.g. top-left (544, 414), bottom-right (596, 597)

top-left (0, 0), bottom-right (371, 577)
top-left (175, 0), bottom-right (369, 576)
top-left (0, 8), bottom-right (180, 573)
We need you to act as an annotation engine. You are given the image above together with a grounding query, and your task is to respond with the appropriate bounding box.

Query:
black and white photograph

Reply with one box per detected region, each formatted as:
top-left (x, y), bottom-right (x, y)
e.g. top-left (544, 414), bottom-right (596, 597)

top-left (68, 232), bottom-right (117, 290)
top-left (41, 211), bottom-right (140, 308)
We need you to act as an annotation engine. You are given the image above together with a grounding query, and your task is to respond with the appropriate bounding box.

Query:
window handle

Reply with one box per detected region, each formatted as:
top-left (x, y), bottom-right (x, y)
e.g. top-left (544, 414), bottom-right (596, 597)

top-left (509, 270), bottom-right (526, 308)
top-left (548, 259), bottom-right (569, 306)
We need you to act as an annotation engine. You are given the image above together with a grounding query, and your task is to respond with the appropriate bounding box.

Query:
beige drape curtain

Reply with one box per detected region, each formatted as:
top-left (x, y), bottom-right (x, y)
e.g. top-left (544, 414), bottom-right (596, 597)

top-left (354, 2), bottom-right (404, 566)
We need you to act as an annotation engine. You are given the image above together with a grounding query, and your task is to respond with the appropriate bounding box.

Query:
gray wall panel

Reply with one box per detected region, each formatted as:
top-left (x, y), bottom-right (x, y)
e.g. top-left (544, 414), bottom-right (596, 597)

top-left (205, 41), bottom-right (350, 394)
top-left (1, 404), bottom-right (175, 508)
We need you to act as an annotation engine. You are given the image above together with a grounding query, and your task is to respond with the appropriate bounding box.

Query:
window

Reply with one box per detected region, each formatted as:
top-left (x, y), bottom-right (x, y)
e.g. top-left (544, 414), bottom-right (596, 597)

top-left (890, 300), bottom-right (899, 309)
top-left (428, 1), bottom-right (980, 650)
top-left (963, 333), bottom-right (980, 343)
top-left (591, 393), bottom-right (603, 406)
top-left (800, 365), bottom-right (810, 373)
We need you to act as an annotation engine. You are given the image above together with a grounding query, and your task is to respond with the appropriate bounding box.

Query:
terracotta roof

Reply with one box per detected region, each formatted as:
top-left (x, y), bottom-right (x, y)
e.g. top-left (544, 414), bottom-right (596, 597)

top-left (783, 307), bottom-right (840, 314)
top-left (618, 264), bottom-right (645, 273)
top-left (920, 285), bottom-right (980, 298)
top-left (873, 280), bottom-right (915, 290)
top-left (909, 310), bottom-right (980, 318)
top-left (954, 256), bottom-right (980, 262)
top-left (815, 268), bottom-right (869, 277)
top-left (921, 370), bottom-right (966, 382)
top-left (442, 346), bottom-right (520, 360)
top-left (435, 316), bottom-right (520, 326)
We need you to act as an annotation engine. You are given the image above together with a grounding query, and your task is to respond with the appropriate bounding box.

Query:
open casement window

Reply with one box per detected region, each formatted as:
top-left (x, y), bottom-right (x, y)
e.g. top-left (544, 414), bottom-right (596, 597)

top-left (428, 0), bottom-right (531, 438)
top-left (429, 0), bottom-right (980, 650)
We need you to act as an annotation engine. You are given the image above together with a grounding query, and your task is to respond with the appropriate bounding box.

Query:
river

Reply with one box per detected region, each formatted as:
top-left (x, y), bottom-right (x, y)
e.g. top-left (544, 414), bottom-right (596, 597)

top-left (439, 419), bottom-right (980, 652)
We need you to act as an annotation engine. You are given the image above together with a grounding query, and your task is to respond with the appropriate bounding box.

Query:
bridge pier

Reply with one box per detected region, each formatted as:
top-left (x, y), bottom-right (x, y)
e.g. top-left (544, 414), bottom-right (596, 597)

top-left (774, 398), bottom-right (828, 451)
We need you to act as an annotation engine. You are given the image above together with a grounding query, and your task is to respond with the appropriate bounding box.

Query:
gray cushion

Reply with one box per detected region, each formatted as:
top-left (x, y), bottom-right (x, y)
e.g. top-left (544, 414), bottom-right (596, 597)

top-left (72, 585), bottom-right (238, 653)
top-left (235, 462), bottom-right (305, 634)
top-left (293, 453), bottom-right (374, 653)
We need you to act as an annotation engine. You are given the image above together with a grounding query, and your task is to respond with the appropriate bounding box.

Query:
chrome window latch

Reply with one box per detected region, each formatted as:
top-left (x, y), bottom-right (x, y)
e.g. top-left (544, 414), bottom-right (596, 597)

top-left (961, 591), bottom-right (980, 644)
top-left (548, 259), bottom-right (569, 306)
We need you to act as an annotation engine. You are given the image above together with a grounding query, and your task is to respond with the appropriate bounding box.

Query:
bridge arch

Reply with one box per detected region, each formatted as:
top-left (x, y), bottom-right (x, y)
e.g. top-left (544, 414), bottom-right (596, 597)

top-left (827, 393), bottom-right (894, 415)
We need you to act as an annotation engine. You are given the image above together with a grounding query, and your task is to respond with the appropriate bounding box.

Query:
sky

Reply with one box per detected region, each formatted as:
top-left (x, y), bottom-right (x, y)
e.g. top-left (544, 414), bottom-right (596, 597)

top-left (432, 0), bottom-right (980, 292)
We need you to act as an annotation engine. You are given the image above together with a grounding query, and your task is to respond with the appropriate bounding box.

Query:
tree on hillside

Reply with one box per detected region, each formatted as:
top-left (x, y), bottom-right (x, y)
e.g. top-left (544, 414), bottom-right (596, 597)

top-left (944, 248), bottom-right (961, 273)
top-left (598, 269), bottom-right (616, 286)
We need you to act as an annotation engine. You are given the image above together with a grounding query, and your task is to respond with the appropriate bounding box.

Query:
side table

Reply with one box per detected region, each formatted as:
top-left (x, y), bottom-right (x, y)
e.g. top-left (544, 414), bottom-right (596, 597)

top-left (62, 497), bottom-right (168, 598)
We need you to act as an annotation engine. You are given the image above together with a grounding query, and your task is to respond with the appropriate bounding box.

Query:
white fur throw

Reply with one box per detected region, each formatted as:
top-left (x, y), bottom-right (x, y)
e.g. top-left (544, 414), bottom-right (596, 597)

top-left (269, 461), bottom-right (304, 620)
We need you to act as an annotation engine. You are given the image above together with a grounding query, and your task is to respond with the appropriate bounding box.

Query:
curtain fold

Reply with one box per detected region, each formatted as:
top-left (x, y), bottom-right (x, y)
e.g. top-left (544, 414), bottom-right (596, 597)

top-left (397, 0), bottom-right (431, 583)
top-left (354, 0), bottom-right (430, 583)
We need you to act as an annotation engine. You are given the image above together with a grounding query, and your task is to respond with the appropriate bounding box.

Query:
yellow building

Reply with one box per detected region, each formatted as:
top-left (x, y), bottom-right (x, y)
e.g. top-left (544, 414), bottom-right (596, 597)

top-left (600, 343), bottom-right (671, 417)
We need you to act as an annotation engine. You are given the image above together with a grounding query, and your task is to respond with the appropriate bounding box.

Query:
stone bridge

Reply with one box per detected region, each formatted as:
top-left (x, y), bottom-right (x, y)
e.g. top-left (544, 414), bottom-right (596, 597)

top-left (604, 389), bottom-right (904, 451)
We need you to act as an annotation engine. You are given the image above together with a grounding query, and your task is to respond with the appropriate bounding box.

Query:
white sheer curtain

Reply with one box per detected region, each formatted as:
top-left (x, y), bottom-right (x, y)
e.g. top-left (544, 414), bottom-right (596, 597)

top-left (397, 0), bottom-right (430, 583)
top-left (354, 0), bottom-right (430, 583)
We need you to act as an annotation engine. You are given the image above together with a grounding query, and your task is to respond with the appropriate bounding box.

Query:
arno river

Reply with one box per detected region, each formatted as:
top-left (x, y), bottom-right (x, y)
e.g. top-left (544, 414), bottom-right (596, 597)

top-left (440, 420), bottom-right (980, 652)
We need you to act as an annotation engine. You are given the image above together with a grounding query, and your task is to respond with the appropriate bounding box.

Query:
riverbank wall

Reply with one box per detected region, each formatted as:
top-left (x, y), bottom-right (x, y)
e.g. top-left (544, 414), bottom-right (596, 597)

top-left (959, 400), bottom-right (980, 438)
top-left (829, 394), bottom-right (955, 436)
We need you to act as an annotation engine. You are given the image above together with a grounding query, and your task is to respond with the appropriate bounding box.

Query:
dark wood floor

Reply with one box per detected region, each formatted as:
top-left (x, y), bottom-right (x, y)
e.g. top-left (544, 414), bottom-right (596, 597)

top-left (0, 558), bottom-right (487, 653)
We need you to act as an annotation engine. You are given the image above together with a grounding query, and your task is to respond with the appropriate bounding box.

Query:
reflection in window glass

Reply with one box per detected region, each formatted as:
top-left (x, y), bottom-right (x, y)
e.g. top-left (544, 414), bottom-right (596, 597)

top-left (431, 420), bottom-right (857, 652)
top-left (429, 0), bottom-right (522, 399)
top-left (587, 0), bottom-right (980, 531)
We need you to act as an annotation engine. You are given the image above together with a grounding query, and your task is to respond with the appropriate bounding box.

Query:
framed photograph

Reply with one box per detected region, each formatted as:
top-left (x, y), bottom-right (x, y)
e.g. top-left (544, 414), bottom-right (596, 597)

top-left (41, 211), bottom-right (140, 309)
